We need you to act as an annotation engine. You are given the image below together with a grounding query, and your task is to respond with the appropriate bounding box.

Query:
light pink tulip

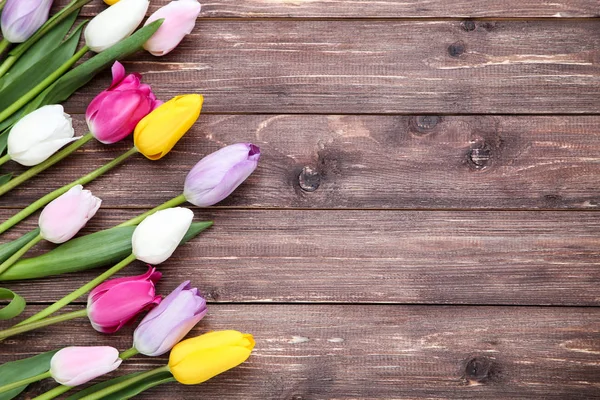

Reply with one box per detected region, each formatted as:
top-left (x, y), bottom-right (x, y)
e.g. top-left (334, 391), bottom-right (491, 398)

top-left (50, 346), bottom-right (122, 386)
top-left (87, 267), bottom-right (162, 333)
top-left (86, 61), bottom-right (161, 144)
top-left (143, 0), bottom-right (201, 56)
top-left (38, 185), bottom-right (101, 244)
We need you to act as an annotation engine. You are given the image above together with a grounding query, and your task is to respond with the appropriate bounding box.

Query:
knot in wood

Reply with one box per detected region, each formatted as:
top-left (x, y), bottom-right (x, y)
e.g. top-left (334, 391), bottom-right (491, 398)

top-left (461, 20), bottom-right (476, 32)
top-left (415, 116), bottom-right (440, 131)
top-left (467, 143), bottom-right (492, 170)
top-left (298, 166), bottom-right (321, 192)
top-left (464, 356), bottom-right (493, 382)
top-left (448, 42), bottom-right (466, 57)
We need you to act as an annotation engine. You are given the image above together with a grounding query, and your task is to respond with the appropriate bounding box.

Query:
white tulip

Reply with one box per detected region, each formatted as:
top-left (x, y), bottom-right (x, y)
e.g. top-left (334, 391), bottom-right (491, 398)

top-left (8, 105), bottom-right (77, 166)
top-left (84, 0), bottom-right (150, 53)
top-left (132, 207), bottom-right (194, 264)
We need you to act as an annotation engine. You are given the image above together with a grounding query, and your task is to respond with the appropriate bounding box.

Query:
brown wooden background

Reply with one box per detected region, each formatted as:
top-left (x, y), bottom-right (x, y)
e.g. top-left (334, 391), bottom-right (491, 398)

top-left (2, 1), bottom-right (600, 398)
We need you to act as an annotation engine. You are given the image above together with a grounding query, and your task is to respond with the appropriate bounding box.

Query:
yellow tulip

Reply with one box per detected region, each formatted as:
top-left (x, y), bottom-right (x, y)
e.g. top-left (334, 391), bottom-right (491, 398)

top-left (168, 330), bottom-right (255, 385)
top-left (103, 0), bottom-right (119, 5)
top-left (134, 94), bottom-right (203, 160)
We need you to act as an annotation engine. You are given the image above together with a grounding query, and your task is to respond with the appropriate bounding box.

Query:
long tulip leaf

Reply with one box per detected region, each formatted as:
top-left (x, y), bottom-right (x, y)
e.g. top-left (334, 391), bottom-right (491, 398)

top-left (0, 228), bottom-right (41, 264)
top-left (0, 350), bottom-right (58, 400)
top-left (0, 288), bottom-right (25, 320)
top-left (0, 174), bottom-right (11, 185)
top-left (0, 221), bottom-right (212, 281)
top-left (67, 371), bottom-right (175, 400)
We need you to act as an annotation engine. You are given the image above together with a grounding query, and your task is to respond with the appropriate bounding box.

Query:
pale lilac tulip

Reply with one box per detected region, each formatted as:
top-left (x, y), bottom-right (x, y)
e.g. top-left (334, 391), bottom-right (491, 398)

top-left (38, 185), bottom-right (101, 244)
top-left (87, 267), bottom-right (162, 333)
top-left (183, 143), bottom-right (260, 207)
top-left (86, 61), bottom-right (161, 144)
top-left (133, 281), bottom-right (207, 356)
top-left (143, 0), bottom-right (201, 56)
top-left (1, 0), bottom-right (53, 43)
top-left (50, 346), bottom-right (122, 386)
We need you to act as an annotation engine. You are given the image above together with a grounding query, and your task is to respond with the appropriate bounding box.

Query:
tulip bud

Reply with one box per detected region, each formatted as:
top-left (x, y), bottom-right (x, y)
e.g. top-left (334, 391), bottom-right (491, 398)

top-left (86, 62), bottom-right (161, 144)
top-left (133, 281), bottom-right (207, 356)
top-left (7, 105), bottom-right (78, 166)
top-left (39, 185), bottom-right (102, 244)
top-left (134, 94), bottom-right (203, 160)
top-left (184, 143), bottom-right (260, 207)
top-left (87, 267), bottom-right (162, 333)
top-left (1, 0), bottom-right (53, 43)
top-left (168, 330), bottom-right (255, 385)
top-left (50, 346), bottom-right (122, 386)
top-left (143, 0), bottom-right (201, 57)
top-left (84, 0), bottom-right (149, 53)
top-left (132, 208), bottom-right (194, 264)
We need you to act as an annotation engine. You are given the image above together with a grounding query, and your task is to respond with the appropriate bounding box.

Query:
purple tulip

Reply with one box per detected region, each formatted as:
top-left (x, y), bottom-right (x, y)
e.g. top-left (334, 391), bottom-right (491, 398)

top-left (1, 0), bottom-right (53, 43)
top-left (86, 61), bottom-right (161, 144)
top-left (183, 143), bottom-right (260, 207)
top-left (133, 281), bottom-right (207, 356)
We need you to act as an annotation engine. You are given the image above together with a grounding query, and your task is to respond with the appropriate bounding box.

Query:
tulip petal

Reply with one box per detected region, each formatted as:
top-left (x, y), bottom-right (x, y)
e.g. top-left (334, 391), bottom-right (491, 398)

top-left (143, 0), bottom-right (201, 56)
top-left (109, 61), bottom-right (126, 88)
top-left (89, 267), bottom-right (161, 302)
top-left (169, 346), bottom-right (253, 385)
top-left (51, 347), bottom-right (122, 386)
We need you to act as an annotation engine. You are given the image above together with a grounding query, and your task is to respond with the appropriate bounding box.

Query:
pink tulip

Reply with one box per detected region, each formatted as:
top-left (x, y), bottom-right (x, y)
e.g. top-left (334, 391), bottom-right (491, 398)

top-left (143, 0), bottom-right (201, 56)
top-left (85, 61), bottom-right (161, 144)
top-left (87, 267), bottom-right (162, 333)
top-left (50, 346), bottom-right (122, 386)
top-left (38, 185), bottom-right (101, 244)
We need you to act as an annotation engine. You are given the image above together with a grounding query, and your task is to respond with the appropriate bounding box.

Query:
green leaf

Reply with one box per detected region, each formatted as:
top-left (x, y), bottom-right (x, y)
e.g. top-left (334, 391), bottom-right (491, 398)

top-left (0, 21), bottom-right (85, 113)
top-left (0, 288), bottom-right (25, 320)
top-left (0, 228), bottom-right (40, 264)
top-left (0, 350), bottom-right (58, 400)
top-left (67, 371), bottom-right (175, 400)
top-left (0, 174), bottom-right (11, 185)
top-left (0, 221), bottom-right (212, 281)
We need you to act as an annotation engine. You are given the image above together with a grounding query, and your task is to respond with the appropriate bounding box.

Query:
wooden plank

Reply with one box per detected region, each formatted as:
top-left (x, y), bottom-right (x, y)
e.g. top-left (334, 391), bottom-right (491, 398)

top-left (2, 304), bottom-right (600, 399)
top-left (3, 115), bottom-right (600, 210)
top-left (3, 209), bottom-right (600, 306)
top-left (63, 0), bottom-right (600, 18)
top-left (56, 20), bottom-right (600, 114)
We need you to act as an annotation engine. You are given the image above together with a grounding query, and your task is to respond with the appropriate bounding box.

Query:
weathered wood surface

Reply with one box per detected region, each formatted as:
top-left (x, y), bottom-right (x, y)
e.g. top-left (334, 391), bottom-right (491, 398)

top-left (2, 305), bottom-right (600, 399)
top-left (64, 0), bottom-right (600, 18)
top-left (3, 209), bottom-right (600, 306)
top-left (56, 19), bottom-right (600, 115)
top-left (3, 115), bottom-right (600, 210)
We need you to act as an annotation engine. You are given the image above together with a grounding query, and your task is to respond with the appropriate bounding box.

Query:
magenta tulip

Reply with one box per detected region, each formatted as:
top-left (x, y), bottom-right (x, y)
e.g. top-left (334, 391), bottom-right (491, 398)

top-left (87, 267), bottom-right (162, 333)
top-left (133, 281), bottom-right (207, 356)
top-left (38, 185), bottom-right (101, 244)
top-left (183, 143), bottom-right (260, 207)
top-left (50, 346), bottom-right (122, 386)
top-left (1, 0), bottom-right (53, 43)
top-left (85, 61), bottom-right (161, 144)
top-left (143, 0), bottom-right (201, 56)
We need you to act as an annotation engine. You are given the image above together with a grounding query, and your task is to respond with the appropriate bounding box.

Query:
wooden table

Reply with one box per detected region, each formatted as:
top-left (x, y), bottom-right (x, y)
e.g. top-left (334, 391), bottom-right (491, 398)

top-left (2, 1), bottom-right (600, 398)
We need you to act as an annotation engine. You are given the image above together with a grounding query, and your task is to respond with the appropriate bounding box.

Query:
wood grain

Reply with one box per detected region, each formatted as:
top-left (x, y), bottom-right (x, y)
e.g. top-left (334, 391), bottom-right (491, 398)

top-left (61, 0), bottom-right (600, 18)
top-left (54, 20), bottom-right (600, 115)
top-left (2, 209), bottom-right (600, 306)
top-left (2, 304), bottom-right (600, 399)
top-left (3, 115), bottom-right (600, 210)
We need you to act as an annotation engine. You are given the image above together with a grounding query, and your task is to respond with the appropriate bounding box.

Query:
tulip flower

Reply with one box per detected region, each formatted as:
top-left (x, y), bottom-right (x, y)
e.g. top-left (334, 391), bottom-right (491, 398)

top-left (50, 347), bottom-right (122, 386)
top-left (39, 185), bottom-right (102, 244)
top-left (86, 61), bottom-right (161, 144)
top-left (134, 94), bottom-right (203, 160)
top-left (184, 143), bottom-right (261, 207)
top-left (87, 267), bottom-right (162, 333)
top-left (143, 0), bottom-right (201, 57)
top-left (132, 208), bottom-right (194, 264)
top-left (133, 281), bottom-right (207, 356)
top-left (84, 0), bottom-right (149, 53)
top-left (1, 0), bottom-right (53, 43)
top-left (6, 105), bottom-right (77, 166)
top-left (169, 330), bottom-right (255, 384)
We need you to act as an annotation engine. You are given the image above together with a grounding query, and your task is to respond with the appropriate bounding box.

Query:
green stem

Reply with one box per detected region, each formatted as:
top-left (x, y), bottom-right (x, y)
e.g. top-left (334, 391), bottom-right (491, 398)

top-left (0, 45), bottom-right (89, 124)
top-left (119, 347), bottom-right (139, 361)
top-left (0, 233), bottom-right (42, 275)
top-left (78, 366), bottom-right (171, 400)
top-left (0, 371), bottom-right (51, 395)
top-left (0, 133), bottom-right (93, 197)
top-left (0, 146), bottom-right (138, 235)
top-left (0, 55), bottom-right (15, 79)
top-left (18, 253), bottom-right (137, 325)
top-left (0, 153), bottom-right (10, 167)
top-left (0, 39), bottom-right (10, 57)
top-left (0, 0), bottom-right (6, 12)
top-left (118, 194), bottom-right (187, 228)
top-left (0, 309), bottom-right (86, 340)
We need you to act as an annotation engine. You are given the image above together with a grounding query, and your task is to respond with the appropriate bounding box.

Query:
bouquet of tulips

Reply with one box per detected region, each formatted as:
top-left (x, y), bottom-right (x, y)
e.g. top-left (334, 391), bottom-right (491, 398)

top-left (0, 0), bottom-right (261, 398)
